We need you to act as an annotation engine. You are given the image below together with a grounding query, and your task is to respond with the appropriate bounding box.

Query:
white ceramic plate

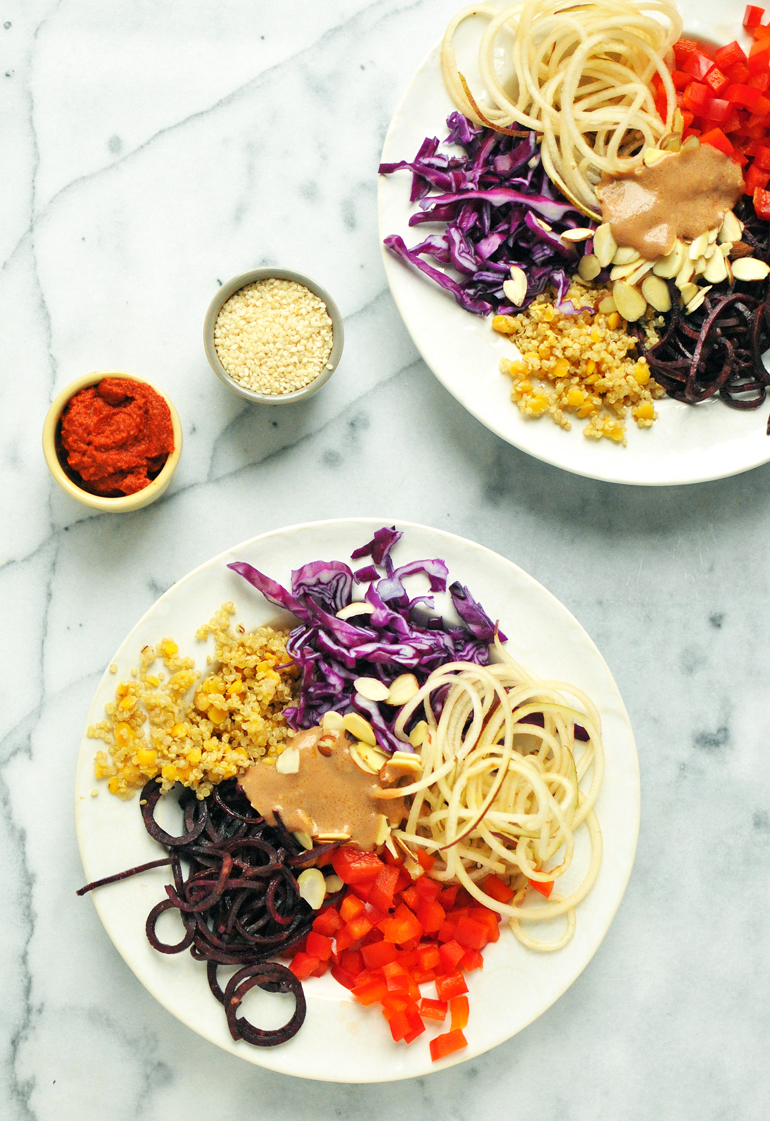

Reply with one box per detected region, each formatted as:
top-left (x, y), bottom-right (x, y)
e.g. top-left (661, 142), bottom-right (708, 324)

top-left (75, 518), bottom-right (639, 1081)
top-left (377, 1), bottom-right (770, 486)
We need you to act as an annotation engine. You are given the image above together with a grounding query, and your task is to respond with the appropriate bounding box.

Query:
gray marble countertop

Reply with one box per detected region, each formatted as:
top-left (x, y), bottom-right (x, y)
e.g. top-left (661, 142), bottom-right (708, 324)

top-left (2, 2), bottom-right (769, 1118)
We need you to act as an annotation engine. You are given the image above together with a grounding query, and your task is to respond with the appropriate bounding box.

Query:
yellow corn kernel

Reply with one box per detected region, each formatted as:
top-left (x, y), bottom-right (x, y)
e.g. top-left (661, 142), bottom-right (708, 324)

top-left (208, 707), bottom-right (227, 725)
top-left (118, 695), bottom-right (136, 711)
top-left (114, 722), bottom-right (134, 747)
top-left (492, 314), bottom-right (517, 335)
top-left (203, 676), bottom-right (223, 694)
top-left (584, 374), bottom-right (599, 385)
top-left (590, 327), bottom-right (602, 343)
top-left (170, 723), bottom-right (187, 738)
top-left (136, 748), bottom-right (156, 768)
top-left (586, 359), bottom-right (596, 375)
top-left (195, 691), bottom-right (210, 711)
top-left (635, 402), bottom-right (655, 420)
top-left (161, 640), bottom-right (178, 657)
top-left (227, 678), bottom-right (245, 695)
top-left (566, 388), bottom-right (585, 407)
top-left (553, 357), bottom-right (570, 379)
top-left (116, 682), bottom-right (130, 697)
top-left (633, 362), bottom-right (650, 385)
top-left (607, 312), bottom-right (621, 330)
top-left (187, 747), bottom-right (202, 765)
top-left (541, 304), bottom-right (556, 322)
top-left (577, 402), bottom-right (596, 418)
top-left (528, 395), bottom-right (550, 416)
top-left (506, 360), bottom-right (528, 377)
top-left (122, 765), bottom-right (142, 785)
top-left (523, 352), bottom-right (539, 366)
top-left (161, 764), bottom-right (178, 782)
top-left (108, 777), bottom-right (120, 795)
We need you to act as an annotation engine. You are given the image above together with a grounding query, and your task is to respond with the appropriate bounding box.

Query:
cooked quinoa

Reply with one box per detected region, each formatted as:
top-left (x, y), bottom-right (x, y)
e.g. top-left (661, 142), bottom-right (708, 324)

top-left (89, 603), bottom-right (300, 800)
top-left (495, 280), bottom-right (664, 445)
top-left (214, 278), bottom-right (334, 395)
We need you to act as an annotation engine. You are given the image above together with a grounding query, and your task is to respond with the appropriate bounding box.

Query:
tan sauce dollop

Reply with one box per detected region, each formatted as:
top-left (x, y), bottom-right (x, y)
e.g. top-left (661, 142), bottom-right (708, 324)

top-left (596, 145), bottom-right (744, 260)
top-left (239, 727), bottom-right (407, 851)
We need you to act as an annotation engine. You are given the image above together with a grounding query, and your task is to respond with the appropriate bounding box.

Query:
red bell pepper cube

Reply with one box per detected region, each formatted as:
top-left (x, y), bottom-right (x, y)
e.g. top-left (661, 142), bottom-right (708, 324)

top-left (368, 864), bottom-right (400, 913)
top-left (416, 849), bottom-right (436, 871)
top-left (749, 70), bottom-right (770, 90)
top-left (402, 1015), bottom-right (426, 1044)
top-left (714, 42), bottom-right (748, 72)
top-left (672, 38), bottom-right (701, 69)
top-left (733, 149), bottom-right (750, 167)
top-left (704, 67), bottom-right (729, 97)
top-left (430, 1028), bottom-right (468, 1062)
top-left (461, 948), bottom-right (485, 972)
top-left (683, 52), bottom-right (716, 82)
top-left (417, 943), bottom-right (441, 972)
top-left (529, 877), bottom-right (555, 899)
top-left (414, 875), bottom-right (442, 902)
top-left (330, 963), bottom-right (359, 990)
top-left (289, 952), bottom-right (321, 981)
top-left (746, 162), bottom-right (770, 194)
top-left (396, 947), bottom-right (420, 970)
top-left (753, 185), bottom-right (770, 217)
top-left (469, 906), bottom-right (501, 941)
top-left (436, 970), bottom-right (469, 1002)
top-left (340, 894), bottom-right (365, 923)
top-left (481, 873), bottom-right (514, 904)
top-left (310, 959), bottom-right (329, 978)
top-left (312, 907), bottom-right (342, 936)
top-left (361, 939), bottom-right (398, 970)
top-left (331, 846), bottom-right (384, 885)
top-left (727, 84), bottom-right (769, 112)
top-left (755, 144), bottom-right (770, 169)
top-left (683, 81), bottom-right (711, 114)
top-left (419, 997), bottom-right (448, 1022)
top-left (454, 916), bottom-right (489, 951)
top-left (726, 61), bottom-right (752, 85)
top-left (380, 993), bottom-right (410, 1020)
top-left (306, 931), bottom-right (333, 961)
top-left (340, 949), bottom-right (364, 977)
top-left (344, 914), bottom-right (374, 943)
top-left (351, 880), bottom-right (374, 903)
top-left (379, 903), bottom-right (423, 944)
top-left (671, 69), bottom-right (690, 92)
top-left (438, 940), bottom-right (466, 974)
top-left (401, 886), bottom-right (421, 912)
top-left (352, 973), bottom-right (389, 1006)
top-left (437, 920), bottom-right (458, 943)
top-left (722, 109), bottom-right (742, 134)
top-left (745, 5), bottom-right (766, 29)
top-left (416, 898), bottom-right (446, 935)
top-left (438, 885), bottom-right (459, 909)
top-left (749, 44), bottom-right (770, 73)
top-left (449, 995), bottom-right (470, 1032)
top-left (755, 23), bottom-right (770, 40)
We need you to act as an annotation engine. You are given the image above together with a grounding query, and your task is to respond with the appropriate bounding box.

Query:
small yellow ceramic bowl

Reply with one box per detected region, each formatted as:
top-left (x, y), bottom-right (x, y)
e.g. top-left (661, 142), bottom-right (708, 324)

top-left (42, 371), bottom-right (183, 513)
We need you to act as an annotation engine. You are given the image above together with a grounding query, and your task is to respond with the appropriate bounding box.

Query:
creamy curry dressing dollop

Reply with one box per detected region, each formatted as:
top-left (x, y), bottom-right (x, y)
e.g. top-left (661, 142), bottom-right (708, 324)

top-left (239, 727), bottom-right (406, 850)
top-left (595, 145), bottom-right (744, 260)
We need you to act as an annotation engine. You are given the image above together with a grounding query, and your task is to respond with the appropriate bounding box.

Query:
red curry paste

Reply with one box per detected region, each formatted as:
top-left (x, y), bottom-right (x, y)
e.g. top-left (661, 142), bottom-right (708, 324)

top-left (59, 377), bottom-right (174, 497)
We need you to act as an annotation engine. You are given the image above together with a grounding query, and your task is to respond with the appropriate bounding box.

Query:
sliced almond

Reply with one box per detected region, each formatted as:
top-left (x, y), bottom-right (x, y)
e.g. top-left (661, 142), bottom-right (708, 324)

top-left (718, 210), bottom-right (743, 244)
top-left (321, 710), bottom-right (345, 732)
top-left (682, 134), bottom-right (700, 151)
top-left (408, 720), bottom-right (429, 748)
top-left (297, 868), bottom-right (326, 910)
top-left (593, 223), bottom-right (618, 269)
top-left (503, 267), bottom-right (528, 307)
top-left (707, 225), bottom-right (719, 245)
top-left (704, 251), bottom-right (728, 285)
top-left (672, 108), bottom-right (684, 136)
top-left (674, 259), bottom-right (696, 289)
top-left (316, 832), bottom-right (351, 842)
top-left (610, 262), bottom-right (638, 281)
top-left (560, 227), bottom-right (595, 242)
top-left (641, 274), bottom-right (672, 313)
top-left (292, 830), bottom-right (313, 850)
top-left (660, 132), bottom-right (681, 152)
top-left (643, 147), bottom-right (668, 167)
top-left (679, 282), bottom-right (699, 305)
top-left (612, 280), bottom-right (647, 322)
top-left (532, 216), bottom-right (553, 233)
top-left (626, 260), bottom-right (655, 287)
top-left (653, 240), bottom-right (686, 279)
top-left (693, 256), bottom-right (708, 277)
top-left (688, 231), bottom-right (710, 261)
top-left (702, 242), bottom-right (716, 260)
top-left (324, 873), bottom-right (344, 893)
top-left (336, 602), bottom-right (375, 620)
top-left (276, 746), bottom-right (300, 775)
top-left (386, 674), bottom-right (420, 707)
top-left (685, 284), bottom-right (711, 314)
top-left (354, 676), bottom-right (390, 702)
top-left (597, 295), bottom-right (617, 314)
top-left (374, 815), bottom-right (391, 846)
top-left (343, 712), bottom-right (377, 745)
top-left (578, 253), bottom-right (601, 282)
top-left (379, 751), bottom-right (423, 785)
top-left (612, 246), bottom-right (640, 266)
top-left (732, 257), bottom-right (770, 282)
top-left (350, 740), bottom-right (389, 775)
top-left (384, 834), bottom-right (400, 859)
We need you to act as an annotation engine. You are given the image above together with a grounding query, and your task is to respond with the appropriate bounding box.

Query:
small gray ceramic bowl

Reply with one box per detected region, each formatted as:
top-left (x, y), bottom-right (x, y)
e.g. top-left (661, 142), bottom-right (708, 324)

top-left (203, 267), bottom-right (344, 404)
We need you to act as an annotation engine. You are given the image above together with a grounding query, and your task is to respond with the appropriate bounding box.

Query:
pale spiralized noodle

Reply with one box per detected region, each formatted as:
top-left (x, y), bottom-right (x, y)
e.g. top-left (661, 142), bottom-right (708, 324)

top-left (440, 0), bottom-right (683, 218)
top-left (379, 637), bottom-right (604, 951)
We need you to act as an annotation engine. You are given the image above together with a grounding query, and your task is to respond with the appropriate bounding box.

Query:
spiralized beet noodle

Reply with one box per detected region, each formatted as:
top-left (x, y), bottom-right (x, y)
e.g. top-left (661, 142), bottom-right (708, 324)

top-left (633, 200), bottom-right (770, 427)
top-left (78, 778), bottom-right (343, 1047)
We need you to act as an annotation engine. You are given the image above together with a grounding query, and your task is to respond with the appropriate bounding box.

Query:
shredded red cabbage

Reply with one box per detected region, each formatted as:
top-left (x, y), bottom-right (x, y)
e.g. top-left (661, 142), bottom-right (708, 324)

top-left (379, 112), bottom-right (595, 316)
top-left (228, 527), bottom-right (502, 754)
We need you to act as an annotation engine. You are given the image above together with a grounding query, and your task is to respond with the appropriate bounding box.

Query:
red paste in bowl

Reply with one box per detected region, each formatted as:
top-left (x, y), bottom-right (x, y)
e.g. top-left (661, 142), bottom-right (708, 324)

top-left (59, 377), bottom-right (174, 497)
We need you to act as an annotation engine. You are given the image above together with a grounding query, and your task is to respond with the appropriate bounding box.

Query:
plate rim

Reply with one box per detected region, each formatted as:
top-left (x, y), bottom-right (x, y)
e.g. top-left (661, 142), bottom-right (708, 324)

top-left (75, 516), bottom-right (640, 1081)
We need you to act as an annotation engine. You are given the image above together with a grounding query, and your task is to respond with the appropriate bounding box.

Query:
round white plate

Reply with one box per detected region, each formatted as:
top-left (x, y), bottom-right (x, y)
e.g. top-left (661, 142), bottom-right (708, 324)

top-left (75, 518), bottom-right (639, 1081)
top-left (377, 1), bottom-right (770, 486)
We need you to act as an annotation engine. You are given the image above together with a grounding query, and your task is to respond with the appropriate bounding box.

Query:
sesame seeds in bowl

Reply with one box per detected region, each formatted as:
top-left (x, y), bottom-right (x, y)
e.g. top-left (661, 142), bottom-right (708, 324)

top-left (203, 268), bottom-right (344, 404)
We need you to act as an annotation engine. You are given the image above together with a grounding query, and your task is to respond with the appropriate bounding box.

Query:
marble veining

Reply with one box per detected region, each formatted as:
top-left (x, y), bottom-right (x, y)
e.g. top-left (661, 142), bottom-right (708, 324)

top-left (1, 2), bottom-right (769, 1118)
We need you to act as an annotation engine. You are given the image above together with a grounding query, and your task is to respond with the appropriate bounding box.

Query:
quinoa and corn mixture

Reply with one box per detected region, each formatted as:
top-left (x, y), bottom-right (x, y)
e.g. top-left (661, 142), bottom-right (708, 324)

top-left (494, 281), bottom-right (665, 445)
top-left (89, 603), bottom-right (299, 800)
top-left (214, 278), bottom-right (334, 395)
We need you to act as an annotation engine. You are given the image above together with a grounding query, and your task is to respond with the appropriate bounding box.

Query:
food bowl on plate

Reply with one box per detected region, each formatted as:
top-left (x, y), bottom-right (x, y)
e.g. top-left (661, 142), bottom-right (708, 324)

top-left (42, 371), bottom-right (183, 513)
top-left (203, 267), bottom-right (344, 405)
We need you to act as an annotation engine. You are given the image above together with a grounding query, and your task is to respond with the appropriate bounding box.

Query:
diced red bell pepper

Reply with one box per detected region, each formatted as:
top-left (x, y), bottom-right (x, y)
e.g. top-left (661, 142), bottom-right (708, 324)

top-left (388, 1007), bottom-right (423, 1043)
top-left (438, 940), bottom-right (466, 974)
top-left (416, 898), bottom-right (446, 935)
top-left (755, 144), bottom-right (770, 169)
top-left (671, 69), bottom-right (690, 92)
top-left (745, 5), bottom-right (766, 29)
top-left (419, 997), bottom-right (448, 1022)
top-left (704, 66), bottom-right (729, 97)
top-left (753, 185), bottom-right (770, 217)
top-left (417, 943), bottom-right (441, 972)
top-left (699, 127), bottom-right (735, 158)
top-left (396, 947), bottom-right (420, 970)
top-left (437, 918), bottom-right (458, 943)
top-left (289, 952), bottom-right (321, 980)
top-left (361, 940), bottom-right (398, 970)
top-left (461, 948), bottom-right (485, 972)
top-left (733, 149), bottom-right (750, 167)
top-left (344, 914), bottom-right (374, 943)
top-left (672, 38), bottom-right (701, 68)
top-left (727, 83), bottom-right (770, 113)
top-left (382, 961), bottom-right (411, 994)
top-left (330, 963), bottom-right (359, 990)
top-left (749, 69), bottom-right (770, 91)
top-left (435, 970), bottom-right (469, 1002)
top-left (454, 916), bottom-right (489, 951)
top-left (683, 81), bottom-right (710, 113)
top-left (529, 877), bottom-right (555, 899)
top-left (352, 973), bottom-right (389, 1006)
top-left (414, 875), bottom-right (442, 902)
top-left (416, 849), bottom-right (436, 871)
top-left (401, 885), bottom-right (421, 912)
top-left (379, 903), bottom-right (423, 944)
top-left (746, 162), bottom-right (770, 193)
top-left (306, 931), bottom-right (333, 961)
top-left (438, 885), bottom-right (459, 909)
top-left (340, 949), bottom-right (364, 977)
top-left (312, 907), bottom-right (342, 936)
top-left (469, 906), bottom-right (501, 942)
top-left (380, 993), bottom-right (410, 1020)
top-left (430, 1028), bottom-right (468, 1062)
top-left (340, 894), bottom-right (365, 923)
top-left (331, 846), bottom-right (384, 885)
top-left (755, 23), bottom-right (770, 41)
top-left (368, 864), bottom-right (400, 913)
top-left (683, 52), bottom-right (716, 82)
top-left (449, 995), bottom-right (470, 1032)
top-left (726, 61), bottom-right (751, 85)
top-left (714, 41), bottom-right (748, 72)
top-left (481, 873), bottom-right (514, 904)
top-left (749, 41), bottom-right (770, 72)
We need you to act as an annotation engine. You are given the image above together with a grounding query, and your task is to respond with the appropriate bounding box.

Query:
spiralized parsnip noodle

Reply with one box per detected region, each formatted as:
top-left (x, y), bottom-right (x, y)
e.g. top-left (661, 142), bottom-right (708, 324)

top-left (380, 638), bottom-right (604, 951)
top-left (441, 0), bottom-right (683, 218)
